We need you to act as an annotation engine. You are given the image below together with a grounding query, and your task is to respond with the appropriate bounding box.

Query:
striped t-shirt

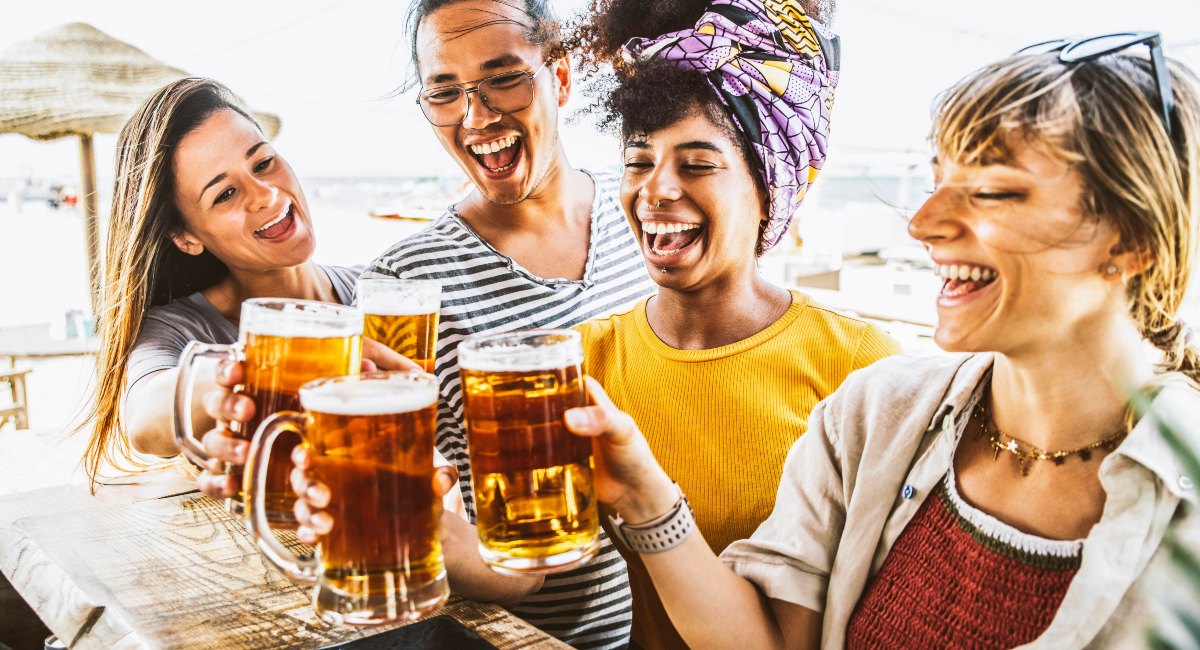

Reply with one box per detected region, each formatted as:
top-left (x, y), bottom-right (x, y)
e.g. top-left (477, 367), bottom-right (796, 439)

top-left (364, 169), bottom-right (654, 649)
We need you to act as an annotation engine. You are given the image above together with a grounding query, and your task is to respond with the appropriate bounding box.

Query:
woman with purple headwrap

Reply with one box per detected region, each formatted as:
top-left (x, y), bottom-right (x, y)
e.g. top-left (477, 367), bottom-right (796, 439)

top-left (565, 1), bottom-right (897, 647)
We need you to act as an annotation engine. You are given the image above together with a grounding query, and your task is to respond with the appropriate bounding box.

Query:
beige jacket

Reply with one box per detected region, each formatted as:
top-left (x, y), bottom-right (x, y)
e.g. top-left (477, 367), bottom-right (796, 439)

top-left (721, 353), bottom-right (1200, 649)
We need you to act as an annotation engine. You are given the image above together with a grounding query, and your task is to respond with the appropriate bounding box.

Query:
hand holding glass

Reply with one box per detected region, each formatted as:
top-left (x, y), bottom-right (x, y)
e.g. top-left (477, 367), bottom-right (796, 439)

top-left (175, 298), bottom-right (363, 522)
top-left (460, 329), bottom-right (599, 574)
top-left (245, 371), bottom-right (449, 625)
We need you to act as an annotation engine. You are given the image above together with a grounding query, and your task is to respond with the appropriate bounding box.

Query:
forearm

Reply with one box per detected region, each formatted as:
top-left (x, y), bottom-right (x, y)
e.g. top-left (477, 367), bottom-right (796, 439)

top-left (125, 367), bottom-right (216, 457)
top-left (440, 511), bottom-right (543, 608)
top-left (628, 527), bottom-right (785, 648)
top-left (612, 474), bottom-right (789, 649)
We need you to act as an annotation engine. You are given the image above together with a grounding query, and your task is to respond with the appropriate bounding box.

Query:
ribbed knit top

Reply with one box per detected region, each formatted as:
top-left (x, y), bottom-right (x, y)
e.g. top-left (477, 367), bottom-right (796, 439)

top-left (847, 470), bottom-right (1083, 649)
top-left (578, 290), bottom-right (899, 649)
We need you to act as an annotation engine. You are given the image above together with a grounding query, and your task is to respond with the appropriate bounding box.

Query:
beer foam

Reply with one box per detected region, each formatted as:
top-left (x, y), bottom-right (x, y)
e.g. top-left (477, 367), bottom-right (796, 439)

top-left (458, 330), bottom-right (583, 372)
top-left (361, 295), bottom-right (439, 316)
top-left (301, 376), bottom-right (438, 415)
top-left (357, 279), bottom-right (440, 315)
top-left (240, 299), bottom-right (363, 338)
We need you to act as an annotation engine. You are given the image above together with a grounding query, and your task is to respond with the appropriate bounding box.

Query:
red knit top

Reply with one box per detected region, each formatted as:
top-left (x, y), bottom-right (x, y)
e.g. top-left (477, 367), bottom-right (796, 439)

top-left (846, 472), bottom-right (1082, 649)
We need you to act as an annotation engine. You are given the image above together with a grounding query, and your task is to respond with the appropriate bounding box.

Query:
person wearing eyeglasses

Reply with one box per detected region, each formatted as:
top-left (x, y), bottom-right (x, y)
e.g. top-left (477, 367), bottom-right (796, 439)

top-left (559, 32), bottom-right (1200, 649)
top-left (196, 1), bottom-right (653, 647)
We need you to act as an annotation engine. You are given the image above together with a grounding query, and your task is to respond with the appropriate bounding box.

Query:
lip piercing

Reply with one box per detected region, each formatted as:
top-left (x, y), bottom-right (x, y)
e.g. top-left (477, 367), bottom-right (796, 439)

top-left (659, 267), bottom-right (669, 273)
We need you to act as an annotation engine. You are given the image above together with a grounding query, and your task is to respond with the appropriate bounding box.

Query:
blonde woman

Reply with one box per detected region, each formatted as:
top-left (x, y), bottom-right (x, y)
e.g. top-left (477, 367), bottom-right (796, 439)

top-left (563, 33), bottom-right (1200, 648)
top-left (83, 78), bottom-right (372, 487)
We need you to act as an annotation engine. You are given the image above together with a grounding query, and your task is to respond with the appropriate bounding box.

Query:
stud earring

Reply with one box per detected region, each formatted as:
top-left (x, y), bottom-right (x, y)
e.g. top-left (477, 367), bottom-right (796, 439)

top-left (1104, 264), bottom-right (1119, 276)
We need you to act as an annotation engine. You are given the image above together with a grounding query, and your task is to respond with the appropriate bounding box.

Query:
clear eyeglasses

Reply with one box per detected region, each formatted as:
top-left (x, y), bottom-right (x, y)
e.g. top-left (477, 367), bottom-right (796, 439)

top-left (416, 62), bottom-right (549, 127)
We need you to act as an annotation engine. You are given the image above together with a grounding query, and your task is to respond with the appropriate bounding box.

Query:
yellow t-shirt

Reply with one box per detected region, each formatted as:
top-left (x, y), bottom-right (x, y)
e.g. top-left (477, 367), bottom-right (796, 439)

top-left (576, 290), bottom-right (900, 650)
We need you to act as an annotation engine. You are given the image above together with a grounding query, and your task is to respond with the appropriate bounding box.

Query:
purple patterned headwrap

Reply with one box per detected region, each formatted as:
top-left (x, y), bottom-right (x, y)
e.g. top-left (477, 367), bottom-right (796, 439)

top-left (622, 0), bottom-right (840, 251)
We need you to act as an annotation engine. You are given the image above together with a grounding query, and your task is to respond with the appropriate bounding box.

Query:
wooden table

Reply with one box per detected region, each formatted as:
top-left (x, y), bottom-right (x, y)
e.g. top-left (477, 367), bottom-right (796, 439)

top-left (0, 480), bottom-right (570, 649)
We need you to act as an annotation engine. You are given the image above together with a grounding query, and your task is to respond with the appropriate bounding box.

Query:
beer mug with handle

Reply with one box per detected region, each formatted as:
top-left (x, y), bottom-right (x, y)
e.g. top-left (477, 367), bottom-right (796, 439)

top-left (175, 298), bottom-right (363, 523)
top-left (245, 371), bottom-right (449, 625)
top-left (358, 278), bottom-right (441, 373)
top-left (460, 329), bottom-right (599, 574)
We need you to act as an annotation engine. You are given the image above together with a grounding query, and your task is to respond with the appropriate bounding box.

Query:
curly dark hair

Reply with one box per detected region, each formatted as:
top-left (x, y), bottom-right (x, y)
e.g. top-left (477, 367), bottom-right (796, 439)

top-left (569, 0), bottom-right (801, 254)
top-left (402, 0), bottom-right (565, 91)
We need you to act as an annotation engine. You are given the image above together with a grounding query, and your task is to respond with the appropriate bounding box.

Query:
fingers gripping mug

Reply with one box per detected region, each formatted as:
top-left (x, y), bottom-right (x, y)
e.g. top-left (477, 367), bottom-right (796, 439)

top-left (244, 371), bottom-right (449, 625)
top-left (175, 298), bottom-right (363, 523)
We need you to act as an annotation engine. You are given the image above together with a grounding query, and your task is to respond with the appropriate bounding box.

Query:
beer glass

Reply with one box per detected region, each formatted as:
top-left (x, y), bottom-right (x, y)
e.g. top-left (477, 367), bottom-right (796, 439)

top-left (245, 371), bottom-right (448, 625)
top-left (459, 329), bottom-right (599, 574)
top-left (175, 298), bottom-right (363, 523)
top-left (358, 278), bottom-right (441, 373)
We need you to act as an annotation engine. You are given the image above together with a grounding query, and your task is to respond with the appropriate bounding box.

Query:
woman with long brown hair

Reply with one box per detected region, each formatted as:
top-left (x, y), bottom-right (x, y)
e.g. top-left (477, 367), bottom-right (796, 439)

top-left (563, 29), bottom-right (1200, 649)
top-left (82, 78), bottom-right (363, 487)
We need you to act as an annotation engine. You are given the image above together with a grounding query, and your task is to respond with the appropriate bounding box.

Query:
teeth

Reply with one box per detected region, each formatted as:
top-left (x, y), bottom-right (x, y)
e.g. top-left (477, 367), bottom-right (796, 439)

top-left (643, 222), bottom-right (700, 235)
top-left (469, 135), bottom-right (518, 155)
top-left (255, 204), bottom-right (290, 232)
top-left (935, 263), bottom-right (995, 282)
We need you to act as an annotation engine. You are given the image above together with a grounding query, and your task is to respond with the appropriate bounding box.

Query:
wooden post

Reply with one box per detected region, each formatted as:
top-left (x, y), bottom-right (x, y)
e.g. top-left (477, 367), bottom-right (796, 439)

top-left (78, 134), bottom-right (102, 319)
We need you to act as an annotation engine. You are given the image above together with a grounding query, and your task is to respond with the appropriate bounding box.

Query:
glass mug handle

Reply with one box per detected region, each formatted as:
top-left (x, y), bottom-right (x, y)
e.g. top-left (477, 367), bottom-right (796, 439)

top-left (245, 412), bottom-right (320, 583)
top-left (174, 341), bottom-right (239, 467)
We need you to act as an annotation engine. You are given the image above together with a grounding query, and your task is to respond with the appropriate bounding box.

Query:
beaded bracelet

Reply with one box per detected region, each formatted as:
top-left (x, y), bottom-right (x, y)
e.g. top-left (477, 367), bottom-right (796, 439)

top-left (607, 483), bottom-right (695, 554)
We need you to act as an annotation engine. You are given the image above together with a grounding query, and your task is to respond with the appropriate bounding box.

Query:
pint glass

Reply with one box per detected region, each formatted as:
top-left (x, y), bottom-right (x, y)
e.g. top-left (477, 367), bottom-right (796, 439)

top-left (459, 329), bottom-right (599, 574)
top-left (358, 278), bottom-right (441, 373)
top-left (175, 299), bottom-right (363, 522)
top-left (245, 371), bottom-right (448, 625)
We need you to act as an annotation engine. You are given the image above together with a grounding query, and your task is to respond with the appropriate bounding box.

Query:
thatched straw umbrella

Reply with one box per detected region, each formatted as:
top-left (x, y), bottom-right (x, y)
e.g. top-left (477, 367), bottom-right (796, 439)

top-left (0, 23), bottom-right (280, 317)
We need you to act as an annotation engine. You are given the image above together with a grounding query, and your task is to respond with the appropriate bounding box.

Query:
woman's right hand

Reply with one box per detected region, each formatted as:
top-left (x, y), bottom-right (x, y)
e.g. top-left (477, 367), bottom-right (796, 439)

top-left (564, 377), bottom-right (678, 523)
top-left (289, 447), bottom-right (464, 543)
top-left (197, 355), bottom-right (386, 499)
top-left (197, 359), bottom-right (256, 498)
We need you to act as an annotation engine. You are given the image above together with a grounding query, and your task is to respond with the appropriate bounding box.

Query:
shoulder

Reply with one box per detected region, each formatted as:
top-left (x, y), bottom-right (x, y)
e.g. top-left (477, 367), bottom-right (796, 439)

top-left (792, 291), bottom-right (878, 337)
top-left (832, 353), bottom-right (973, 404)
top-left (584, 168), bottom-right (625, 221)
top-left (585, 167), bottom-right (621, 194)
top-left (1149, 379), bottom-right (1200, 449)
top-left (323, 264), bottom-right (364, 284)
top-left (818, 353), bottom-right (981, 444)
top-left (141, 294), bottom-right (209, 330)
top-left (789, 291), bottom-right (902, 362)
top-left (321, 264), bottom-right (364, 305)
top-left (364, 212), bottom-right (481, 277)
top-left (575, 300), bottom-right (643, 351)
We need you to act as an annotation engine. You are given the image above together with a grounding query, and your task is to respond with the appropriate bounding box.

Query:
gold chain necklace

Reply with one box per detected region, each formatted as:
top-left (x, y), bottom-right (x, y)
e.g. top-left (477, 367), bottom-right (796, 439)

top-left (972, 393), bottom-right (1129, 476)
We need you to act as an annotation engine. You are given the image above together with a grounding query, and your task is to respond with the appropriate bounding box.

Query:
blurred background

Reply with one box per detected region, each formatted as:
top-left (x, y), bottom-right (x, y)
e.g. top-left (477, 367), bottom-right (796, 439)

top-left (1, 0), bottom-right (1199, 434)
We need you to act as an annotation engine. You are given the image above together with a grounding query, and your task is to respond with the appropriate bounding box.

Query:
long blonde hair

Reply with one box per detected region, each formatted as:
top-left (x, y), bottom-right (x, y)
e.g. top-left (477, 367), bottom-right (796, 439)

top-left (932, 49), bottom-right (1200, 384)
top-left (83, 78), bottom-right (260, 487)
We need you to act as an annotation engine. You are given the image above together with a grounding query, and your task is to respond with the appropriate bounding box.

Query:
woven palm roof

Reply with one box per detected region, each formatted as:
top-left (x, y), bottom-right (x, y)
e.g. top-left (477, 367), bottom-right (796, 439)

top-left (0, 22), bottom-right (280, 140)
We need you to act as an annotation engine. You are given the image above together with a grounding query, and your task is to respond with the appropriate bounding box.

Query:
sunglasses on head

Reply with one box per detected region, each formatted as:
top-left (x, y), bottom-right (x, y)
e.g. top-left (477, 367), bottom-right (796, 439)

top-left (1016, 31), bottom-right (1175, 139)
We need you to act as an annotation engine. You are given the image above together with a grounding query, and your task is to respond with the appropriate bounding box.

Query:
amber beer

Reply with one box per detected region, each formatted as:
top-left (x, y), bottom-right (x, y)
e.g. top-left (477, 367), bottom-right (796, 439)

top-left (359, 279), bottom-right (441, 373)
top-left (245, 372), bottom-right (448, 625)
top-left (175, 299), bottom-right (362, 524)
top-left (460, 329), bottom-right (599, 574)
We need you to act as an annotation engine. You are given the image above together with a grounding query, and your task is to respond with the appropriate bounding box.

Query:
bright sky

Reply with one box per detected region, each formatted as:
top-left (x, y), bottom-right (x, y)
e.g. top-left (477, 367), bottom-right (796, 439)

top-left (1, 0), bottom-right (1199, 184)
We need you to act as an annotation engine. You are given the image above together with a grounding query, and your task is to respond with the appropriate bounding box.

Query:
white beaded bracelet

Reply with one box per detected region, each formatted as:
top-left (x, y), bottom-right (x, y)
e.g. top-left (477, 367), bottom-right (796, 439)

top-left (608, 483), bottom-right (695, 554)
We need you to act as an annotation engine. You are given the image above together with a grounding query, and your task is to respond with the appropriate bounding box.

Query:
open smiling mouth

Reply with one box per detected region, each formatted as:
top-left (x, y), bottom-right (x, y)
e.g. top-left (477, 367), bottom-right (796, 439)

top-left (936, 262), bottom-right (998, 298)
top-left (253, 203), bottom-right (296, 241)
top-left (469, 135), bottom-right (522, 174)
top-left (643, 222), bottom-right (703, 259)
